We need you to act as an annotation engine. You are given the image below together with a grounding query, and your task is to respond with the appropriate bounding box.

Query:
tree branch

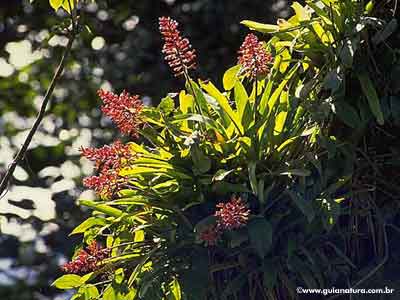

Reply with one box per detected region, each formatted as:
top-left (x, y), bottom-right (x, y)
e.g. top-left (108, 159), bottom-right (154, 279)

top-left (0, 32), bottom-right (76, 198)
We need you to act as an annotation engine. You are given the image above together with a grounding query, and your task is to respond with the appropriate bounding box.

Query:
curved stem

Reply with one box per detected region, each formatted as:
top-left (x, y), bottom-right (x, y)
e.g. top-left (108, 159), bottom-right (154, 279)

top-left (0, 31), bottom-right (76, 198)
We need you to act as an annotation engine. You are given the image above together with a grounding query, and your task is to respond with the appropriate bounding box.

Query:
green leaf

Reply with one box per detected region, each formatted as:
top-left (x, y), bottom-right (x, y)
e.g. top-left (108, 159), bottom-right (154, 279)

top-left (286, 190), bottom-right (315, 222)
top-left (178, 91), bottom-right (194, 129)
top-left (168, 278), bottom-right (181, 300)
top-left (277, 136), bottom-right (299, 152)
top-left (339, 37), bottom-right (358, 68)
top-left (291, 2), bottom-right (311, 22)
top-left (191, 145), bottom-right (211, 174)
top-left (278, 169), bottom-right (311, 177)
top-left (158, 96), bottom-right (175, 114)
top-left (61, 0), bottom-right (74, 13)
top-left (81, 284), bottom-right (99, 299)
top-left (358, 72), bottom-right (384, 125)
top-left (260, 64), bottom-right (298, 115)
top-left (248, 162), bottom-right (258, 196)
top-left (274, 111), bottom-right (288, 136)
top-left (234, 80), bottom-right (252, 128)
top-left (200, 80), bottom-right (243, 135)
top-left (49, 0), bottom-right (74, 13)
top-left (179, 90), bottom-right (194, 114)
top-left (323, 68), bottom-right (343, 92)
top-left (372, 19), bottom-right (397, 45)
top-left (240, 20), bottom-right (280, 33)
top-left (103, 286), bottom-right (117, 300)
top-left (79, 200), bottom-right (124, 218)
top-left (248, 217), bottom-right (273, 258)
top-left (49, 0), bottom-right (63, 11)
top-left (333, 101), bottom-right (361, 128)
top-left (278, 48), bottom-right (291, 73)
top-left (223, 65), bottom-right (241, 90)
top-left (70, 217), bottom-right (107, 236)
top-left (186, 80), bottom-right (209, 116)
top-left (52, 274), bottom-right (83, 289)
top-left (212, 169), bottom-right (235, 182)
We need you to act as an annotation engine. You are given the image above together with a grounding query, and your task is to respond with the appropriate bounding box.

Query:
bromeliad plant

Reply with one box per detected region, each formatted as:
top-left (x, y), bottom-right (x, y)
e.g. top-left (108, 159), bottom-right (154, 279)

top-left (53, 2), bottom-right (400, 300)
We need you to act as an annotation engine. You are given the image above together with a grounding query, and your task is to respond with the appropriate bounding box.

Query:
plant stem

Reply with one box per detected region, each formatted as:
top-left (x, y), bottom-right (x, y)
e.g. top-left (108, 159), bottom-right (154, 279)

top-left (0, 32), bottom-right (76, 199)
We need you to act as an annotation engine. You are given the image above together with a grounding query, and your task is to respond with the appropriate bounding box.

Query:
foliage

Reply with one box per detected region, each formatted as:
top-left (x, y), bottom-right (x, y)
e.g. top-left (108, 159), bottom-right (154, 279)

top-left (52, 0), bottom-right (400, 299)
top-left (0, 1), bottom-right (291, 299)
top-left (3, 0), bottom-right (400, 299)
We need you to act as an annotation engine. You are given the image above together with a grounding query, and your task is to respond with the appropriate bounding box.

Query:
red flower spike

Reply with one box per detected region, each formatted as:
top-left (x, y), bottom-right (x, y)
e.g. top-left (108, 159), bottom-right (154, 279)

top-left (98, 89), bottom-right (143, 137)
top-left (82, 171), bottom-right (120, 198)
top-left (238, 33), bottom-right (272, 79)
top-left (215, 197), bottom-right (250, 230)
top-left (62, 241), bottom-right (110, 275)
top-left (199, 225), bottom-right (220, 246)
top-left (159, 16), bottom-right (197, 77)
top-left (80, 140), bottom-right (134, 172)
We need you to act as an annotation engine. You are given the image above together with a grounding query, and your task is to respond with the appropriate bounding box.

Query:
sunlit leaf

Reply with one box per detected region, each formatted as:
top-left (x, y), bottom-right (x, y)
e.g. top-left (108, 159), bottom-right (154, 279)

top-left (168, 278), bottom-right (181, 300)
top-left (69, 217), bottom-right (107, 236)
top-left (52, 274), bottom-right (83, 289)
top-left (223, 65), bottom-right (241, 90)
top-left (241, 20), bottom-right (280, 33)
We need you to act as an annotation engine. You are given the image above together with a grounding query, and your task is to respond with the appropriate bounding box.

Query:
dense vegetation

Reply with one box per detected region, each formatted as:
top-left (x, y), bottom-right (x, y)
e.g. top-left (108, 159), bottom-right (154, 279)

top-left (0, 1), bottom-right (287, 299)
top-left (2, 0), bottom-right (400, 299)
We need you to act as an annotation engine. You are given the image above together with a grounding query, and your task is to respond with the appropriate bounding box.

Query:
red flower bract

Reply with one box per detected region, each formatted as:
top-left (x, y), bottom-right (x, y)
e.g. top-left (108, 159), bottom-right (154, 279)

top-left (82, 170), bottom-right (120, 198)
top-left (159, 16), bottom-right (197, 77)
top-left (80, 140), bottom-right (134, 172)
top-left (238, 33), bottom-right (272, 79)
top-left (62, 241), bottom-right (110, 275)
top-left (80, 140), bottom-right (135, 198)
top-left (98, 89), bottom-right (143, 137)
top-left (199, 225), bottom-right (220, 246)
top-left (215, 197), bottom-right (250, 230)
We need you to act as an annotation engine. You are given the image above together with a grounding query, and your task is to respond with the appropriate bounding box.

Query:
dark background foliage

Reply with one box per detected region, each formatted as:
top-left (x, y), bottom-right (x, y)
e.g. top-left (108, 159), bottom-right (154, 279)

top-left (0, 1), bottom-right (291, 299)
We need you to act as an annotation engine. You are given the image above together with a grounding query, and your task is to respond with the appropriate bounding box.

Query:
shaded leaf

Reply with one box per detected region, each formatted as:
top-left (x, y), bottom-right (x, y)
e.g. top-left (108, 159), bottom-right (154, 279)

top-left (358, 72), bottom-right (384, 125)
top-left (248, 217), bottom-right (273, 258)
top-left (286, 190), bottom-right (315, 222)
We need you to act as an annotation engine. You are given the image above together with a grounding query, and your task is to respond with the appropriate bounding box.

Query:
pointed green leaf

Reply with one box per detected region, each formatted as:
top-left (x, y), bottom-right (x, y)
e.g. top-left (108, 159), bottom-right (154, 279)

top-left (103, 286), bottom-right (117, 300)
top-left (158, 96), bottom-right (175, 114)
top-left (223, 65), bottom-right (241, 90)
top-left (200, 80), bottom-right (243, 134)
top-left (241, 20), bottom-right (279, 33)
top-left (358, 72), bottom-right (384, 125)
top-left (286, 190), bottom-right (315, 222)
top-left (168, 278), bottom-right (181, 300)
top-left (52, 274), bottom-right (83, 289)
top-left (70, 217), bottom-right (107, 236)
top-left (248, 217), bottom-right (273, 258)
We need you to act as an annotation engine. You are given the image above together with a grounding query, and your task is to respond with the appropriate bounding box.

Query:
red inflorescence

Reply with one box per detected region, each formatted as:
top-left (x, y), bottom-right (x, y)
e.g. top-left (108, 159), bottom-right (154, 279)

top-left (238, 33), bottom-right (272, 79)
top-left (199, 225), bottom-right (220, 246)
top-left (159, 16), bottom-right (197, 77)
top-left (215, 197), bottom-right (250, 230)
top-left (62, 241), bottom-right (110, 275)
top-left (98, 89), bottom-right (143, 138)
top-left (80, 140), bottom-right (135, 198)
top-left (80, 140), bottom-right (134, 172)
top-left (82, 171), bottom-right (120, 198)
